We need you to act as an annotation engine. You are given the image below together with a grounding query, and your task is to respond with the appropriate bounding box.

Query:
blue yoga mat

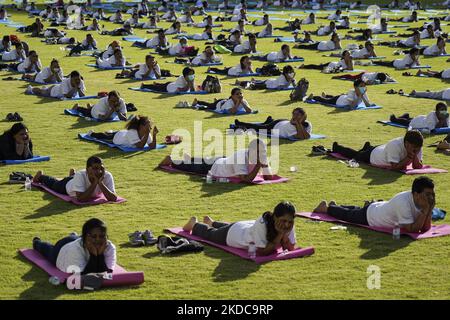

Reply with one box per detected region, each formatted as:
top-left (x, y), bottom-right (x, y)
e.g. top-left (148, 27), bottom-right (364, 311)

top-left (305, 99), bottom-right (382, 110)
top-left (274, 38), bottom-right (296, 43)
top-left (204, 108), bottom-right (259, 115)
top-left (402, 94), bottom-right (450, 102)
top-left (122, 36), bottom-right (146, 42)
top-left (64, 109), bottom-right (127, 122)
top-left (86, 64), bottom-right (132, 70)
top-left (377, 120), bottom-right (408, 129)
top-left (20, 78), bottom-right (59, 85)
top-left (191, 62), bottom-right (223, 67)
top-left (229, 124), bottom-right (326, 141)
top-left (129, 87), bottom-right (209, 95)
top-left (25, 92), bottom-right (98, 101)
top-left (378, 121), bottom-right (450, 135)
top-left (78, 133), bottom-right (167, 152)
top-left (423, 54), bottom-right (450, 57)
top-left (207, 71), bottom-right (262, 78)
top-left (409, 65), bottom-right (431, 69)
top-left (281, 58), bottom-right (305, 63)
top-left (1, 155), bottom-right (50, 165)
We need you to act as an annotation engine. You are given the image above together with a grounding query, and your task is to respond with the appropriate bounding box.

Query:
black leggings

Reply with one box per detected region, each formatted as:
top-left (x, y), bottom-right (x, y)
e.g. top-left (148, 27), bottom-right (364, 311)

top-left (301, 63), bottom-right (329, 70)
top-left (235, 118), bottom-right (286, 134)
top-left (327, 205), bottom-right (369, 225)
top-left (390, 115), bottom-right (412, 127)
top-left (332, 142), bottom-right (377, 164)
top-left (238, 80), bottom-right (267, 90)
top-left (195, 99), bottom-right (225, 110)
top-left (172, 157), bottom-right (218, 174)
top-left (295, 42), bottom-right (320, 50)
top-left (372, 60), bottom-right (394, 68)
top-left (208, 67), bottom-right (230, 75)
top-left (39, 175), bottom-right (74, 195)
top-left (76, 106), bottom-right (92, 117)
top-left (312, 94), bottom-right (341, 105)
top-left (141, 82), bottom-right (171, 92)
top-left (192, 221), bottom-right (233, 245)
top-left (90, 132), bottom-right (118, 142)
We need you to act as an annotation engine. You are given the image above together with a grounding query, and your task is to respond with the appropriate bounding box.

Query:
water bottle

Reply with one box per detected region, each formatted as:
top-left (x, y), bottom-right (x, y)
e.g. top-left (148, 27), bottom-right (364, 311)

top-left (48, 276), bottom-right (60, 286)
top-left (392, 223), bottom-right (400, 240)
top-left (248, 242), bottom-right (256, 259)
top-left (206, 171), bottom-right (213, 184)
top-left (290, 166), bottom-right (298, 172)
top-left (24, 177), bottom-right (32, 191)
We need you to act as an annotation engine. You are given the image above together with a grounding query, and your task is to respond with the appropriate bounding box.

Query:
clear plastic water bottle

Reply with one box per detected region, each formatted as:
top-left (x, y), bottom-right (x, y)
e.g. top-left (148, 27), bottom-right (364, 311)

top-left (248, 242), bottom-right (256, 259)
top-left (48, 276), bottom-right (60, 286)
top-left (290, 166), bottom-right (298, 172)
top-left (392, 223), bottom-right (400, 240)
top-left (24, 177), bottom-right (32, 191)
top-left (348, 159), bottom-right (360, 168)
top-left (206, 171), bottom-right (213, 184)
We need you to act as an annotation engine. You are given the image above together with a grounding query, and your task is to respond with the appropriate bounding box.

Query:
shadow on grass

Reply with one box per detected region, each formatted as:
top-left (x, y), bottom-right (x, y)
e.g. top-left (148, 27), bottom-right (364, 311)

top-left (278, 100), bottom-right (299, 106)
top-left (346, 226), bottom-right (413, 260)
top-left (24, 190), bottom-right (78, 219)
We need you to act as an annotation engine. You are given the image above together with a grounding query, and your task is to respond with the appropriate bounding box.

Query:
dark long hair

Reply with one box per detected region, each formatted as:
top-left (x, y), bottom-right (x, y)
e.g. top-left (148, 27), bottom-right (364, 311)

top-left (126, 115), bottom-right (150, 131)
top-left (4, 122), bottom-right (28, 137)
top-left (81, 218), bottom-right (108, 244)
top-left (262, 201), bottom-right (296, 242)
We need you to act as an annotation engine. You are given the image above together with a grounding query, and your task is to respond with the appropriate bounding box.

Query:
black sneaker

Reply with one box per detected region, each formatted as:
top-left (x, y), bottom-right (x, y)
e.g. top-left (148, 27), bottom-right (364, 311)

top-left (9, 172), bottom-right (33, 184)
top-left (311, 145), bottom-right (330, 156)
top-left (14, 112), bottom-right (23, 121)
top-left (6, 113), bottom-right (14, 121)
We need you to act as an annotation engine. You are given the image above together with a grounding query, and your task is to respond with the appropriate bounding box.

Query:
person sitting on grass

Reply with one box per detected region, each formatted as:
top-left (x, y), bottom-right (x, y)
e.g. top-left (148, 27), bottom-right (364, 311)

top-left (0, 123), bottom-right (33, 161)
top-left (307, 79), bottom-right (375, 109)
top-left (72, 90), bottom-right (127, 121)
top-left (164, 21), bottom-right (184, 35)
top-left (233, 107), bottom-right (312, 140)
top-left (294, 32), bottom-right (341, 51)
top-left (188, 88), bottom-right (253, 114)
top-left (421, 36), bottom-right (447, 56)
top-left (378, 30), bottom-right (421, 48)
top-left (32, 156), bottom-right (118, 202)
top-left (390, 102), bottom-right (449, 130)
top-left (390, 10), bottom-right (418, 23)
top-left (312, 176), bottom-right (435, 233)
top-left (182, 201), bottom-right (297, 256)
top-left (234, 65), bottom-right (296, 90)
top-left (330, 130), bottom-right (424, 171)
top-left (207, 55), bottom-right (255, 76)
top-left (158, 138), bottom-right (274, 182)
top-left (109, 10), bottom-right (124, 23)
top-left (332, 71), bottom-right (395, 85)
top-left (118, 54), bottom-right (161, 80)
top-left (25, 70), bottom-right (86, 99)
top-left (33, 218), bottom-right (116, 277)
top-left (87, 115), bottom-right (159, 149)
top-left (22, 58), bottom-right (63, 83)
top-left (140, 66), bottom-right (196, 93)
top-left (315, 21), bottom-right (337, 37)
top-left (95, 48), bottom-right (126, 68)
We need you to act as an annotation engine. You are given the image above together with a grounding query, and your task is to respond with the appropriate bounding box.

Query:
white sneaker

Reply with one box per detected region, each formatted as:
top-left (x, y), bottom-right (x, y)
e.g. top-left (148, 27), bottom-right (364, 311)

top-left (25, 85), bottom-right (33, 94)
top-left (175, 101), bottom-right (183, 108)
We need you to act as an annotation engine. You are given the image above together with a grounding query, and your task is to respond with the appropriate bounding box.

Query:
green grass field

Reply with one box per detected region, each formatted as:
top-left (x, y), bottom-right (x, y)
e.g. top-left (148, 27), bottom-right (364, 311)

top-left (0, 1), bottom-right (449, 300)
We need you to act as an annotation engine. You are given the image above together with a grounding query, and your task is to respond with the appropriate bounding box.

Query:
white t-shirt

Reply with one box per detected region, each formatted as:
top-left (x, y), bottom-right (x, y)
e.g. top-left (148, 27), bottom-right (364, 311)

top-left (191, 53), bottom-right (219, 66)
top-left (254, 18), bottom-right (266, 26)
top-left (210, 149), bottom-right (270, 177)
top-left (370, 136), bottom-right (423, 166)
top-left (317, 25), bottom-right (333, 36)
top-left (441, 68), bottom-right (450, 79)
top-left (147, 36), bottom-right (168, 48)
top-left (317, 40), bottom-right (336, 51)
top-left (50, 77), bottom-right (86, 98)
top-left (17, 57), bottom-right (42, 73)
top-left (258, 26), bottom-right (272, 38)
top-left (109, 13), bottom-right (122, 22)
top-left (328, 13), bottom-right (340, 20)
top-left (65, 169), bottom-right (115, 197)
top-left (423, 44), bottom-right (441, 56)
top-left (192, 32), bottom-right (210, 40)
top-left (113, 129), bottom-right (152, 147)
top-left (399, 36), bottom-right (417, 47)
top-left (35, 67), bottom-right (63, 83)
top-left (233, 40), bottom-right (251, 53)
top-left (164, 27), bottom-right (178, 35)
top-left (273, 120), bottom-right (312, 138)
top-left (169, 43), bottom-right (184, 56)
top-left (336, 89), bottom-right (368, 107)
top-left (228, 64), bottom-right (246, 76)
top-left (2, 49), bottom-right (24, 61)
top-left (393, 54), bottom-right (415, 69)
top-left (327, 59), bottom-right (348, 70)
top-left (267, 50), bottom-right (287, 62)
top-left (215, 98), bottom-right (246, 112)
top-left (226, 216), bottom-right (296, 249)
top-left (56, 238), bottom-right (116, 273)
top-left (167, 75), bottom-right (189, 93)
top-left (367, 191), bottom-right (422, 228)
top-left (97, 55), bottom-right (126, 68)
top-left (351, 47), bottom-right (370, 59)
top-left (134, 63), bottom-right (160, 79)
top-left (81, 39), bottom-right (97, 49)
top-left (420, 29), bottom-right (433, 39)
top-left (91, 96), bottom-right (126, 119)
top-left (409, 111), bottom-right (449, 130)
top-left (265, 74), bottom-right (290, 89)
top-left (302, 16), bottom-right (313, 24)
top-left (142, 22), bottom-right (158, 29)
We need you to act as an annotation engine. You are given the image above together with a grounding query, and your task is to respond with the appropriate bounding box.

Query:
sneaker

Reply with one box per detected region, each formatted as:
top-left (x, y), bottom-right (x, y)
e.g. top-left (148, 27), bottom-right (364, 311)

top-left (142, 230), bottom-right (158, 246)
top-left (311, 145), bottom-right (330, 156)
top-left (14, 112), bottom-right (23, 121)
top-left (6, 113), bottom-right (14, 121)
top-left (128, 231), bottom-right (145, 246)
top-left (86, 130), bottom-right (93, 136)
top-left (175, 101), bottom-right (184, 108)
top-left (25, 85), bottom-right (33, 94)
top-left (69, 232), bottom-right (78, 237)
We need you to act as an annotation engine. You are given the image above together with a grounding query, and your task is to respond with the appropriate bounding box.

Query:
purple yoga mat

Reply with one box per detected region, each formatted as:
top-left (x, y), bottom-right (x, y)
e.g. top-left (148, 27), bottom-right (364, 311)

top-left (329, 152), bottom-right (447, 175)
top-left (296, 212), bottom-right (450, 240)
top-left (32, 182), bottom-right (127, 205)
top-left (159, 165), bottom-right (289, 184)
top-left (19, 249), bottom-right (144, 287)
top-left (166, 227), bottom-right (314, 263)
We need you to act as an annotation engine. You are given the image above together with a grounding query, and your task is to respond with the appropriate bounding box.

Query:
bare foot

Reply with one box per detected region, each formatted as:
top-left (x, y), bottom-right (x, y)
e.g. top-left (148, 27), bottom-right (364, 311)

top-left (329, 200), bottom-right (336, 206)
top-left (183, 216), bottom-right (198, 232)
top-left (410, 90), bottom-right (416, 96)
top-left (33, 170), bottom-right (43, 183)
top-left (313, 200), bottom-right (328, 213)
top-left (72, 103), bottom-right (79, 110)
top-left (307, 93), bottom-right (314, 100)
top-left (158, 155), bottom-right (173, 168)
top-left (203, 215), bottom-right (214, 227)
top-left (416, 70), bottom-right (422, 76)
top-left (321, 92), bottom-right (326, 98)
top-left (69, 168), bottom-right (75, 176)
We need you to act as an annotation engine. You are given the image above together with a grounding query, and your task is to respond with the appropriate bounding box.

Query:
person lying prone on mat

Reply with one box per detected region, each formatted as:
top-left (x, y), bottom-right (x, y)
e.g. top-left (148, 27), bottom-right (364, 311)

top-left (25, 70), bottom-right (86, 99)
top-left (132, 29), bottom-right (170, 48)
top-left (416, 68), bottom-right (450, 80)
top-left (159, 138), bottom-right (274, 182)
top-left (11, 50), bottom-right (41, 73)
top-left (68, 34), bottom-right (98, 56)
top-left (294, 32), bottom-right (341, 52)
top-left (390, 102), bottom-right (449, 131)
top-left (87, 115), bottom-right (159, 149)
top-left (234, 65), bottom-right (296, 90)
top-left (207, 55), bottom-right (255, 76)
top-left (233, 33), bottom-right (258, 54)
top-left (118, 54), bottom-right (161, 79)
top-left (253, 44), bottom-right (297, 63)
top-left (307, 79), bottom-right (375, 109)
top-left (96, 48), bottom-right (126, 68)
top-left (72, 90), bottom-right (127, 121)
top-left (22, 58), bottom-right (63, 83)
top-left (332, 71), bottom-right (395, 85)
top-left (313, 176), bottom-right (436, 233)
top-left (190, 88), bottom-right (253, 114)
top-left (101, 23), bottom-right (133, 36)
top-left (0, 122), bottom-right (33, 161)
top-left (331, 130), bottom-right (424, 171)
top-left (234, 107), bottom-right (311, 140)
top-left (160, 37), bottom-right (198, 57)
top-left (182, 201), bottom-right (297, 256)
top-left (140, 66), bottom-right (196, 93)
top-left (32, 218), bottom-right (116, 277)
top-left (372, 48), bottom-right (420, 69)
top-left (32, 156), bottom-right (118, 202)
top-left (298, 50), bottom-right (354, 72)
top-left (1, 41), bottom-right (26, 62)
top-left (190, 46), bottom-right (221, 66)
top-left (405, 88), bottom-right (450, 101)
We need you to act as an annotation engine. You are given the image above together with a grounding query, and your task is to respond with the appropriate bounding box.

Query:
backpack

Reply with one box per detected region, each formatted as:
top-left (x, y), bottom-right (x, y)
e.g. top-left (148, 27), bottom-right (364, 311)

top-left (201, 75), bottom-right (222, 93)
top-left (257, 63), bottom-right (281, 76)
top-left (290, 78), bottom-right (309, 101)
top-left (157, 235), bottom-right (204, 254)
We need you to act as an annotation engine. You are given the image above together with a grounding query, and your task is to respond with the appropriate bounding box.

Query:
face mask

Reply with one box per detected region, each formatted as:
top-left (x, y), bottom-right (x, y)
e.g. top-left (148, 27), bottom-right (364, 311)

top-left (53, 67), bottom-right (60, 72)
top-left (288, 73), bottom-right (295, 78)
top-left (440, 111), bottom-right (449, 118)
top-left (187, 74), bottom-right (195, 81)
top-left (358, 87), bottom-right (366, 95)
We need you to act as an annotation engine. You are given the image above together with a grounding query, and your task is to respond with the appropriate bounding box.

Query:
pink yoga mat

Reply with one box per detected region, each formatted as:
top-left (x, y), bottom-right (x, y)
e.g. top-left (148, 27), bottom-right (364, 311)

top-left (32, 182), bottom-right (127, 205)
top-left (166, 227), bottom-right (314, 263)
top-left (159, 165), bottom-right (289, 184)
top-left (296, 212), bottom-right (450, 240)
top-left (19, 249), bottom-right (144, 287)
top-left (329, 152), bottom-right (447, 175)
